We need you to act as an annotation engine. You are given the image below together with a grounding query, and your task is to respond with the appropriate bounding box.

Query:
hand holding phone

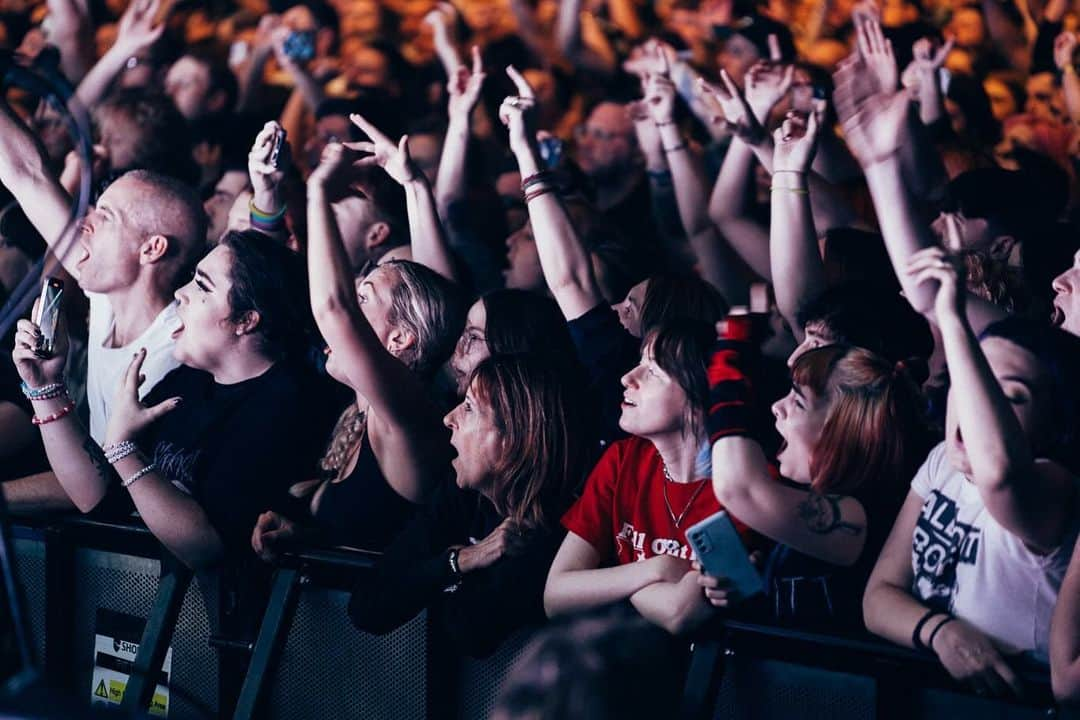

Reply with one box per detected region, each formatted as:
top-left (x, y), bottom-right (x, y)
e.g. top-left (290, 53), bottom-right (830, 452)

top-left (33, 277), bottom-right (64, 356)
top-left (687, 511), bottom-right (763, 603)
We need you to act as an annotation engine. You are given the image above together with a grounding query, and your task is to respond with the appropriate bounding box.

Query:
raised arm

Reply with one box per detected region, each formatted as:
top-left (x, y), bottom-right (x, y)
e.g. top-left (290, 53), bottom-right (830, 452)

top-left (769, 105), bottom-right (827, 342)
top-left (500, 67), bottom-right (602, 319)
top-left (306, 143), bottom-right (434, 434)
top-left (271, 27), bottom-right (325, 113)
top-left (835, 57), bottom-right (1009, 332)
top-left (75, 0), bottom-right (166, 110)
top-left (906, 37), bottom-right (953, 127)
top-left (347, 114), bottom-right (459, 283)
top-left (423, 3), bottom-right (463, 78)
top-left (0, 101), bottom-right (74, 273)
top-left (905, 247), bottom-right (1075, 551)
top-left (12, 315), bottom-right (114, 512)
top-left (45, 0), bottom-right (95, 84)
top-left (644, 61), bottom-right (745, 301)
top-left (434, 46), bottom-right (485, 220)
top-left (247, 121), bottom-right (290, 237)
top-left (555, 0), bottom-right (615, 73)
top-left (703, 74), bottom-right (772, 280)
top-left (1051, 538), bottom-right (1080, 706)
top-left (1055, 32), bottom-right (1080, 125)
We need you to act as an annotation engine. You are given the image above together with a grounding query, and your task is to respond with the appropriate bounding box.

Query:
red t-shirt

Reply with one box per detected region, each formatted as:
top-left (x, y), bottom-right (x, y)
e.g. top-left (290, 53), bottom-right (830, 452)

top-left (562, 436), bottom-right (752, 565)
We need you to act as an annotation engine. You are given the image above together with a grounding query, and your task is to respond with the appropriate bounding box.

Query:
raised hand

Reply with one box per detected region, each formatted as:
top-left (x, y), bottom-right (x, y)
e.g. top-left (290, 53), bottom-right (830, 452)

top-left (643, 47), bottom-right (677, 125)
top-left (103, 348), bottom-right (182, 446)
top-left (424, 1), bottom-right (460, 48)
top-left (498, 65), bottom-right (539, 157)
top-left (745, 59), bottom-right (795, 124)
top-left (114, 0), bottom-right (166, 56)
top-left (345, 113), bottom-right (420, 186)
top-left (856, 13), bottom-right (898, 93)
top-left (772, 100), bottom-right (825, 173)
top-left (448, 45), bottom-right (486, 121)
top-left (248, 121), bottom-right (291, 209)
top-left (700, 69), bottom-right (766, 144)
top-left (906, 246), bottom-right (965, 324)
top-left (1056, 31), bottom-right (1078, 72)
top-left (622, 38), bottom-right (678, 79)
top-left (833, 58), bottom-right (911, 167)
top-left (12, 299), bottom-right (68, 390)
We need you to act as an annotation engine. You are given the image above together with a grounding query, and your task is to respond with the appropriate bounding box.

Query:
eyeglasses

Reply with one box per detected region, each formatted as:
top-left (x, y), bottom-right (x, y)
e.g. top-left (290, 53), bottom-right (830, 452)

top-left (456, 329), bottom-right (486, 356)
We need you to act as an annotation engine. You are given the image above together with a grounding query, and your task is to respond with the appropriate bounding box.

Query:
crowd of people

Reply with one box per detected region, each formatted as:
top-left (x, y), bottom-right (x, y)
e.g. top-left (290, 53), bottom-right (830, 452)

top-left (0, 0), bottom-right (1079, 713)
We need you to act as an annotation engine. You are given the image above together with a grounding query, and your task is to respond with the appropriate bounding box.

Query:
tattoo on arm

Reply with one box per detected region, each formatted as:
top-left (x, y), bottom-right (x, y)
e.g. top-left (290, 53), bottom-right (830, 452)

top-left (82, 437), bottom-right (113, 484)
top-left (797, 493), bottom-right (863, 536)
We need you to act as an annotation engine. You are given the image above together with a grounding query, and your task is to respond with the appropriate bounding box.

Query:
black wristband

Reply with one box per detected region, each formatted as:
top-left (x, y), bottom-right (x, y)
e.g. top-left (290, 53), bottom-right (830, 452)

top-left (912, 608), bottom-right (945, 651)
top-left (927, 615), bottom-right (955, 652)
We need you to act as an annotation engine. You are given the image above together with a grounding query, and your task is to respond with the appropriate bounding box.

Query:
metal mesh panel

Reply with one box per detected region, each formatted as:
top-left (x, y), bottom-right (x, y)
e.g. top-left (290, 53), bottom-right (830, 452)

top-left (914, 689), bottom-right (1047, 720)
top-left (13, 537), bottom-right (47, 669)
top-left (71, 549), bottom-right (219, 719)
top-left (713, 657), bottom-right (875, 720)
top-left (456, 628), bottom-right (535, 720)
top-left (267, 587), bottom-right (427, 720)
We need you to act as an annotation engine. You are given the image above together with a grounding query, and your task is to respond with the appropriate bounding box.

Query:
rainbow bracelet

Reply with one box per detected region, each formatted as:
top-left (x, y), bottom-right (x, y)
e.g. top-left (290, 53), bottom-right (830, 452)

top-left (249, 199), bottom-right (287, 233)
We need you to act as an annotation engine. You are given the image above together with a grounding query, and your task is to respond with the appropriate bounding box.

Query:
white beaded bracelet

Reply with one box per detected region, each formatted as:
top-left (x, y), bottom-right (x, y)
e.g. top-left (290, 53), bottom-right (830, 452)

top-left (122, 463), bottom-right (156, 488)
top-left (104, 440), bottom-right (139, 465)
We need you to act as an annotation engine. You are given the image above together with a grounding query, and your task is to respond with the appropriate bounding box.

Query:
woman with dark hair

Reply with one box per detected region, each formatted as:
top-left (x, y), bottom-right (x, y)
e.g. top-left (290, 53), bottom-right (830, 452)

top-left (707, 344), bottom-right (930, 625)
top-left (864, 249), bottom-right (1080, 696)
top-left (448, 288), bottom-right (579, 395)
top-left (347, 353), bottom-right (590, 657)
top-left (251, 142), bottom-right (467, 555)
top-left (12, 230), bottom-right (332, 569)
top-left (497, 71), bottom-right (729, 444)
top-left (544, 320), bottom-right (755, 635)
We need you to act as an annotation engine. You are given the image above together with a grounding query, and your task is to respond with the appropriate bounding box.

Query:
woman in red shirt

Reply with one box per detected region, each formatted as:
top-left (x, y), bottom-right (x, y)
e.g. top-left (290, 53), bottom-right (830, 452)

top-left (544, 320), bottom-right (752, 635)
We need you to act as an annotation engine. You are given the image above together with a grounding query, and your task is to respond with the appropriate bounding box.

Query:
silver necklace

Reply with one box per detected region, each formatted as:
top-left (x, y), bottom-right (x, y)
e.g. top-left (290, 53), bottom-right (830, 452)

top-left (661, 461), bottom-right (708, 529)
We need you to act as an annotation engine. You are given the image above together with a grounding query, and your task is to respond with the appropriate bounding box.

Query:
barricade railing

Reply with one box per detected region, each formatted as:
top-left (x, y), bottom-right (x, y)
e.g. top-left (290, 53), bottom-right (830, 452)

top-left (7, 515), bottom-right (1065, 720)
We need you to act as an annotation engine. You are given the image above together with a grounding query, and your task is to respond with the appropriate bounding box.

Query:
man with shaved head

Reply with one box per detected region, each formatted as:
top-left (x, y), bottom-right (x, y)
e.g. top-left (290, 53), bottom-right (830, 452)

top-left (0, 96), bottom-right (206, 510)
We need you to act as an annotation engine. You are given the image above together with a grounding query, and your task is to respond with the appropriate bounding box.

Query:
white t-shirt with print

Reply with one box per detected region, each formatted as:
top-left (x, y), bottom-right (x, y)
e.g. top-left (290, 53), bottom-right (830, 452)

top-left (910, 442), bottom-right (1077, 662)
top-left (86, 293), bottom-right (182, 442)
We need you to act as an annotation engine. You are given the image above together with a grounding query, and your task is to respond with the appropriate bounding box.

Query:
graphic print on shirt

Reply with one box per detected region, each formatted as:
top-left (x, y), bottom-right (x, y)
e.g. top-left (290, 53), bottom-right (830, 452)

top-left (911, 490), bottom-right (981, 610)
top-left (616, 522), bottom-right (696, 562)
top-left (151, 441), bottom-right (201, 492)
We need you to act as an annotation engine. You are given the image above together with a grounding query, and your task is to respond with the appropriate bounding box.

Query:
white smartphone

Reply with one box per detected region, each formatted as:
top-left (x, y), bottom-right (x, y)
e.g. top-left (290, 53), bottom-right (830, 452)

top-left (686, 511), bottom-right (763, 601)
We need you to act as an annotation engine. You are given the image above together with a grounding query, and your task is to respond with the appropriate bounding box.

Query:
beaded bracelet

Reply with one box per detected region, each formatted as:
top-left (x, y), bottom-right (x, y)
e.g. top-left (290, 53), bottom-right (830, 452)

top-left (103, 440), bottom-right (139, 465)
top-left (520, 171), bottom-right (554, 192)
top-left (122, 463), bottom-right (157, 489)
top-left (31, 401), bottom-right (76, 426)
top-left (21, 380), bottom-right (66, 401)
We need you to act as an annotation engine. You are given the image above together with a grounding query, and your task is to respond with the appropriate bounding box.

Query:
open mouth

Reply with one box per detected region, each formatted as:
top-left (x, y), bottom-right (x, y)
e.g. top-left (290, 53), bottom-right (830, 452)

top-left (74, 244), bottom-right (90, 267)
top-left (1051, 303), bottom-right (1065, 328)
top-left (621, 395), bottom-right (637, 408)
top-left (171, 321), bottom-right (185, 340)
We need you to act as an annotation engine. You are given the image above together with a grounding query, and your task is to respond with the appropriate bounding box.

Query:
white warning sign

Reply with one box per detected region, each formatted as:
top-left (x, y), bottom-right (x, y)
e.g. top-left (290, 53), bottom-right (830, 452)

top-left (90, 609), bottom-right (172, 716)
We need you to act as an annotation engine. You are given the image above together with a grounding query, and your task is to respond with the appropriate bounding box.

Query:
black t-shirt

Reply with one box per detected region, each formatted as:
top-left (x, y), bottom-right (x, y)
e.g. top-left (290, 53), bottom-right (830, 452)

top-left (566, 303), bottom-right (638, 447)
top-left (94, 362), bottom-right (335, 561)
top-left (348, 478), bottom-right (563, 658)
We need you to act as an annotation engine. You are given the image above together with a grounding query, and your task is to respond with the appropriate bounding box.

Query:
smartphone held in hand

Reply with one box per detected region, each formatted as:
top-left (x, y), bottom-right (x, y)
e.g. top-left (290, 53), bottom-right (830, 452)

top-left (687, 511), bottom-right (764, 602)
top-left (34, 276), bottom-right (64, 355)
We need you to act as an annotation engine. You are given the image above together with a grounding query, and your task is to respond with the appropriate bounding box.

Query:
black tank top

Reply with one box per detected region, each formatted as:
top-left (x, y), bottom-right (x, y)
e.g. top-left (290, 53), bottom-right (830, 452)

top-left (313, 433), bottom-right (417, 551)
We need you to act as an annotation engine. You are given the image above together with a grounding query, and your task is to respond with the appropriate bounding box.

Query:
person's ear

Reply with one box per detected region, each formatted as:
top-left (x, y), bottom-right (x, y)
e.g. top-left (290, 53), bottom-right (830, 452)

top-left (365, 222), bottom-right (391, 251)
top-left (385, 325), bottom-right (416, 359)
top-left (140, 234), bottom-right (170, 264)
top-left (234, 309), bottom-right (261, 337)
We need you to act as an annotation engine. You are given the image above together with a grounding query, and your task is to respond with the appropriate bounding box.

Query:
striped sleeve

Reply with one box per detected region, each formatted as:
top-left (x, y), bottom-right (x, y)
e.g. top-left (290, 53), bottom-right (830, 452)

top-left (706, 337), bottom-right (753, 443)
